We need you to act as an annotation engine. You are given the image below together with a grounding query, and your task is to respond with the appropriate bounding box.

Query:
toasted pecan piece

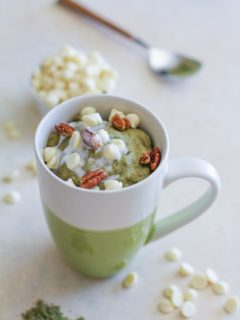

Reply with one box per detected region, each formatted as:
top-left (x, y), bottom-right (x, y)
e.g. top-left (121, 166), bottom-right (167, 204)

top-left (139, 152), bottom-right (151, 165)
top-left (80, 169), bottom-right (108, 189)
top-left (55, 123), bottom-right (75, 136)
top-left (149, 147), bottom-right (161, 171)
top-left (112, 114), bottom-right (131, 131)
top-left (139, 147), bottom-right (161, 171)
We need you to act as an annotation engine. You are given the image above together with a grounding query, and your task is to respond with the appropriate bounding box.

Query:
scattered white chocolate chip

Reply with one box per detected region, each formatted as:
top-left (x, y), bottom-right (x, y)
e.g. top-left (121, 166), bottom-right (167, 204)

top-left (171, 289), bottom-right (184, 307)
top-left (158, 299), bottom-right (175, 314)
top-left (103, 144), bottom-right (121, 161)
top-left (212, 281), bottom-right (229, 295)
top-left (190, 273), bottom-right (208, 290)
top-left (181, 301), bottom-right (197, 318)
top-left (179, 262), bottom-right (194, 277)
top-left (205, 268), bottom-right (218, 284)
top-left (98, 129), bottom-right (109, 144)
top-left (183, 289), bottom-right (198, 302)
top-left (26, 160), bottom-right (37, 175)
top-left (126, 113), bottom-right (140, 128)
top-left (122, 272), bottom-right (138, 288)
top-left (3, 120), bottom-right (16, 130)
top-left (3, 191), bottom-right (21, 204)
top-left (164, 248), bottom-right (182, 261)
top-left (224, 296), bottom-right (240, 314)
top-left (82, 113), bottom-right (103, 127)
top-left (65, 153), bottom-right (81, 170)
top-left (163, 285), bottom-right (181, 299)
top-left (70, 130), bottom-right (82, 148)
top-left (112, 139), bottom-right (127, 154)
top-left (3, 121), bottom-right (21, 140)
top-left (104, 180), bottom-right (123, 190)
top-left (80, 106), bottom-right (96, 116)
top-left (2, 169), bottom-right (20, 182)
top-left (108, 108), bottom-right (124, 122)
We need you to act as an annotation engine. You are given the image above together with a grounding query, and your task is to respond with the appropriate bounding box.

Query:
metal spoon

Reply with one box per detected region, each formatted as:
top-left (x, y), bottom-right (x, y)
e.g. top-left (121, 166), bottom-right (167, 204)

top-left (59, 0), bottom-right (202, 78)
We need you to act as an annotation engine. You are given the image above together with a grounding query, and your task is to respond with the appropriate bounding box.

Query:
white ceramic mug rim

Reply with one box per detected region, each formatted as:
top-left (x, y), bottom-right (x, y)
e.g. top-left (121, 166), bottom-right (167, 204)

top-left (34, 94), bottom-right (169, 194)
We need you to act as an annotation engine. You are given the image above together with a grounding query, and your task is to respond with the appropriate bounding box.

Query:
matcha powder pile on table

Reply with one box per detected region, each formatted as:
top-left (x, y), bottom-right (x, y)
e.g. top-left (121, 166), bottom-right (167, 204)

top-left (21, 300), bottom-right (84, 320)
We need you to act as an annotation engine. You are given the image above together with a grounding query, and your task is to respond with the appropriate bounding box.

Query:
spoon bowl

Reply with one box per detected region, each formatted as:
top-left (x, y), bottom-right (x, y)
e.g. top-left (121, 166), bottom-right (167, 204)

top-left (148, 47), bottom-right (202, 77)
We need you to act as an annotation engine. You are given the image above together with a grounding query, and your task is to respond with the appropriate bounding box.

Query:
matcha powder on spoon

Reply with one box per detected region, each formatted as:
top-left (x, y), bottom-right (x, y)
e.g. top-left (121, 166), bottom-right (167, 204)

top-left (21, 300), bottom-right (84, 320)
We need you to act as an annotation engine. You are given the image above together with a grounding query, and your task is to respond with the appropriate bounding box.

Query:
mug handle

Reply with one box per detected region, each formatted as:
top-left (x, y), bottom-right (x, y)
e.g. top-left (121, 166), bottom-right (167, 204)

top-left (146, 157), bottom-right (220, 243)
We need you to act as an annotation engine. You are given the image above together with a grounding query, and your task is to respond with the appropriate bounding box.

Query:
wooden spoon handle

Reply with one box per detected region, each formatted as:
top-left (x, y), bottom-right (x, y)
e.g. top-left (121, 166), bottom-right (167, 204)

top-left (58, 0), bottom-right (148, 48)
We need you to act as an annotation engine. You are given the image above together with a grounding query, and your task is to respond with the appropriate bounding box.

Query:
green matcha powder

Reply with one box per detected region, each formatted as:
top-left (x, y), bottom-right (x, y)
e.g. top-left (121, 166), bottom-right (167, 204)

top-left (22, 300), bottom-right (84, 320)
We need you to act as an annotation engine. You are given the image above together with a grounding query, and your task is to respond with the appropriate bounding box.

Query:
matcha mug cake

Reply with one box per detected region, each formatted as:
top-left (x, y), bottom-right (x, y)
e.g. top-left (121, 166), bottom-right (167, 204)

top-left (35, 95), bottom-right (220, 278)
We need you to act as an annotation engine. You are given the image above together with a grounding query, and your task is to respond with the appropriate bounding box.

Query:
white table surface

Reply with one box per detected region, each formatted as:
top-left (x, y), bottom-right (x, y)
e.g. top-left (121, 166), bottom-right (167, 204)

top-left (1, 0), bottom-right (240, 319)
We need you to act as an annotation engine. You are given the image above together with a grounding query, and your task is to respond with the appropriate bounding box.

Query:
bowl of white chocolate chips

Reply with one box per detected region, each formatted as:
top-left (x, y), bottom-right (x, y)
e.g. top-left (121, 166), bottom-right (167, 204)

top-left (31, 46), bottom-right (118, 115)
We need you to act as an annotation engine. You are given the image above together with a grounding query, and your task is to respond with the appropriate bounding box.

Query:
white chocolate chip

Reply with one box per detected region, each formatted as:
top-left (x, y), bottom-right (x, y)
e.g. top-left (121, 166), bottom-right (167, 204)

top-left (2, 169), bottom-right (20, 182)
top-left (108, 108), bottom-right (124, 122)
top-left (112, 139), bottom-right (127, 154)
top-left (45, 90), bottom-right (62, 107)
top-left (3, 191), bottom-right (21, 204)
top-left (103, 144), bottom-right (121, 161)
top-left (205, 268), bottom-right (218, 284)
top-left (83, 78), bottom-right (96, 91)
top-left (181, 301), bottom-right (197, 318)
top-left (212, 281), bottom-right (229, 295)
top-left (65, 178), bottom-right (76, 187)
top-left (44, 147), bottom-right (58, 162)
top-left (171, 289), bottom-right (184, 307)
top-left (65, 153), bottom-right (81, 170)
top-left (5, 128), bottom-right (21, 140)
top-left (126, 113), bottom-right (140, 128)
top-left (224, 296), bottom-right (240, 313)
top-left (26, 160), bottom-right (37, 175)
top-left (104, 180), bottom-right (123, 190)
top-left (164, 248), bottom-right (182, 261)
top-left (47, 154), bottom-right (60, 169)
top-left (122, 272), bottom-right (138, 288)
top-left (183, 289), bottom-right (198, 302)
top-left (81, 106), bottom-right (96, 116)
top-left (88, 51), bottom-right (105, 65)
top-left (158, 299), bottom-right (175, 314)
top-left (70, 130), bottom-right (82, 148)
top-left (82, 113), bottom-right (103, 127)
top-left (163, 285), bottom-right (181, 299)
top-left (3, 121), bottom-right (15, 130)
top-left (179, 262), bottom-right (194, 276)
top-left (190, 273), bottom-right (208, 290)
top-left (98, 129), bottom-right (109, 144)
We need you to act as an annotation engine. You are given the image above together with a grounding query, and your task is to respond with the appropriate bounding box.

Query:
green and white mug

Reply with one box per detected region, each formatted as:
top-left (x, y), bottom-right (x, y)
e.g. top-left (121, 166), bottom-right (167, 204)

top-left (34, 95), bottom-right (220, 278)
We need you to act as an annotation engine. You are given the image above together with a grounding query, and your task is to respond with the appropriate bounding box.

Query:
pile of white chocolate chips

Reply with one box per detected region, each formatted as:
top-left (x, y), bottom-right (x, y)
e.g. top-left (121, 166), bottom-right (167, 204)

top-left (32, 46), bottom-right (118, 108)
top-left (121, 248), bottom-right (240, 318)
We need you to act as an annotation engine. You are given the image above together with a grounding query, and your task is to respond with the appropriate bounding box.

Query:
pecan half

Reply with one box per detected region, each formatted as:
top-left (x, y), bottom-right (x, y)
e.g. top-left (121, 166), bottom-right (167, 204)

top-left (80, 169), bottom-right (108, 189)
top-left (149, 147), bottom-right (161, 171)
top-left (112, 114), bottom-right (131, 131)
top-left (55, 123), bottom-right (75, 136)
top-left (139, 147), bottom-right (161, 171)
top-left (139, 152), bottom-right (151, 165)
top-left (80, 128), bottom-right (102, 150)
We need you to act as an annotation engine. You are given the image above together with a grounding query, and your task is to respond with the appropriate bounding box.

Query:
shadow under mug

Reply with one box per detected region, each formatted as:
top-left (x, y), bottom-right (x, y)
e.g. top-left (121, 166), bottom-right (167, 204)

top-left (34, 95), bottom-right (220, 278)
